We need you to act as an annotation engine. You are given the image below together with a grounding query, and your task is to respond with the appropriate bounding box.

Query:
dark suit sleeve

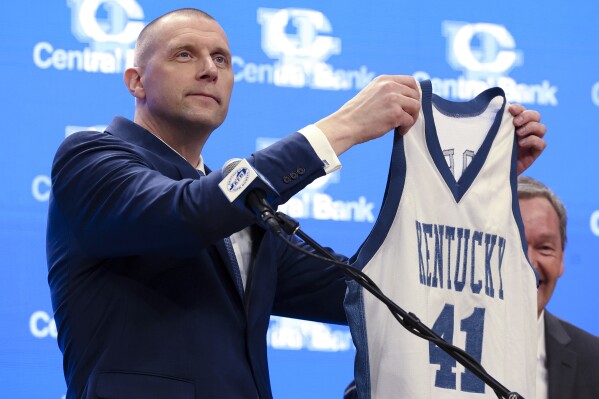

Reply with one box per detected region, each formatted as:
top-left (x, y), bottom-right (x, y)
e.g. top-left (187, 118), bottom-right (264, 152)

top-left (270, 232), bottom-right (349, 324)
top-left (49, 130), bottom-right (326, 259)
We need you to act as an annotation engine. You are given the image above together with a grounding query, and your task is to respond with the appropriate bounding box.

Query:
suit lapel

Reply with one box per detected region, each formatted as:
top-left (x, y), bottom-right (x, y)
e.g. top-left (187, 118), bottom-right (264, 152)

top-left (215, 239), bottom-right (245, 300)
top-left (106, 116), bottom-right (201, 180)
top-left (545, 311), bottom-right (577, 399)
top-left (106, 116), bottom-right (246, 302)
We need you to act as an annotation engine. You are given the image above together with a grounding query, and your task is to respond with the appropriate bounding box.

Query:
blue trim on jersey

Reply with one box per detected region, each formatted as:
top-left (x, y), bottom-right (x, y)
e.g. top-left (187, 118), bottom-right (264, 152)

top-left (510, 139), bottom-right (540, 286)
top-left (344, 280), bottom-right (371, 399)
top-left (345, 129), bottom-right (407, 397)
top-left (421, 79), bottom-right (507, 203)
top-left (349, 132), bottom-right (407, 269)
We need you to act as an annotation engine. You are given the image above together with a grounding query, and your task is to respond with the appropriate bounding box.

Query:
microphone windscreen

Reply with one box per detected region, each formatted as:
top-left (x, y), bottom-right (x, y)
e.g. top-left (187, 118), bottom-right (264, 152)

top-left (222, 158), bottom-right (242, 178)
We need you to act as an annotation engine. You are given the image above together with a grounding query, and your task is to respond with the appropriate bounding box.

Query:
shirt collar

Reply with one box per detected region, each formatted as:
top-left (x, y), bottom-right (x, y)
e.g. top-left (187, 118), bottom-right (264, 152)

top-left (152, 133), bottom-right (204, 173)
top-left (197, 156), bottom-right (206, 175)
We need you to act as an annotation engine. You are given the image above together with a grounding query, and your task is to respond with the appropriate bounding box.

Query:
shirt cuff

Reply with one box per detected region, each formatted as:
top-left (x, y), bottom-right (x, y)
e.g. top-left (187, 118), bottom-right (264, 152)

top-left (298, 124), bottom-right (342, 174)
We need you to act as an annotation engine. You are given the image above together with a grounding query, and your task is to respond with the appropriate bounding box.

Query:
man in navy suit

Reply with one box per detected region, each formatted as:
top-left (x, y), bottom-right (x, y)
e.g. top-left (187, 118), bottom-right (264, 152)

top-left (47, 8), bottom-right (547, 399)
top-left (518, 176), bottom-right (599, 399)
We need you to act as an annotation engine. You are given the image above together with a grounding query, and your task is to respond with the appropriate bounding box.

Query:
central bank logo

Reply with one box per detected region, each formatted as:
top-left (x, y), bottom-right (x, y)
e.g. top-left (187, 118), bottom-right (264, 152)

top-left (443, 22), bottom-right (522, 80)
top-left (414, 21), bottom-right (558, 106)
top-left (33, 0), bottom-right (145, 73)
top-left (234, 8), bottom-right (375, 90)
top-left (267, 316), bottom-right (352, 352)
top-left (592, 81), bottom-right (599, 107)
top-left (69, 0), bottom-right (144, 50)
top-left (256, 138), bottom-right (374, 222)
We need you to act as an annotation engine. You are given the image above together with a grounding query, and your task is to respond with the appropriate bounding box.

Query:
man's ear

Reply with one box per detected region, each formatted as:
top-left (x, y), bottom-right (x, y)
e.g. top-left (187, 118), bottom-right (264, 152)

top-left (124, 67), bottom-right (145, 99)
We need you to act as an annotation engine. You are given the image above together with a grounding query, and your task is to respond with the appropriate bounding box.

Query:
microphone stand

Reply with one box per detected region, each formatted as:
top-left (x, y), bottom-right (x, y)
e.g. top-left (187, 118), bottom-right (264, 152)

top-left (274, 211), bottom-right (525, 399)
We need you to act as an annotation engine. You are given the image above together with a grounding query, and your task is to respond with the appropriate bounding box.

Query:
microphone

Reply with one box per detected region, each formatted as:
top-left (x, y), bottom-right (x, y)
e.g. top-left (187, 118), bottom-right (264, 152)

top-left (219, 158), bottom-right (281, 233)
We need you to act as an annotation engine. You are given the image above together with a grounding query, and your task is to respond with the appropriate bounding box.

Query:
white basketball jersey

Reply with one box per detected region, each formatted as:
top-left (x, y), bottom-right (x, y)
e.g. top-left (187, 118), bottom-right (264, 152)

top-left (345, 80), bottom-right (537, 399)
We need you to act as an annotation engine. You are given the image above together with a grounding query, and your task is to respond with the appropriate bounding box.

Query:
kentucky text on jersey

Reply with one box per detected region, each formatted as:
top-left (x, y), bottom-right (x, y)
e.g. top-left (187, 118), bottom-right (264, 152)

top-left (415, 220), bottom-right (506, 300)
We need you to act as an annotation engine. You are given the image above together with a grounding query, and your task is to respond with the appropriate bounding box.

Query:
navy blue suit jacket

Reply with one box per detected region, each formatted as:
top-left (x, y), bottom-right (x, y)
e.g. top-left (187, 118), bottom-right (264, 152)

top-left (47, 117), bottom-right (348, 399)
top-left (545, 311), bottom-right (599, 399)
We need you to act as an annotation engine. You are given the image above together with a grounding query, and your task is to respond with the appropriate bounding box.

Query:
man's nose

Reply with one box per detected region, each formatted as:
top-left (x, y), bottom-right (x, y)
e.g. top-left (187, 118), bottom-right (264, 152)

top-left (197, 57), bottom-right (218, 81)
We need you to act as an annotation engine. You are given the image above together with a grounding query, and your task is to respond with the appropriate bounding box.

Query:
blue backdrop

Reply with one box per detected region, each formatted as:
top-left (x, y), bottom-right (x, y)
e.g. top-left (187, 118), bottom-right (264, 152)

top-left (2, 1), bottom-right (598, 398)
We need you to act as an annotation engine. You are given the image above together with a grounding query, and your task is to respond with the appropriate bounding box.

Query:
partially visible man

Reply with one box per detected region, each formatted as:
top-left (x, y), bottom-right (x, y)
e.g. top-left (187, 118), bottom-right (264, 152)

top-left (518, 176), bottom-right (599, 399)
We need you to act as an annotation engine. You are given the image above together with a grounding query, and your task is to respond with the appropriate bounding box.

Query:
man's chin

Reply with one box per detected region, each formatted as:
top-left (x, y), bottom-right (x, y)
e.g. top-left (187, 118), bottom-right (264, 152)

top-left (180, 113), bottom-right (225, 131)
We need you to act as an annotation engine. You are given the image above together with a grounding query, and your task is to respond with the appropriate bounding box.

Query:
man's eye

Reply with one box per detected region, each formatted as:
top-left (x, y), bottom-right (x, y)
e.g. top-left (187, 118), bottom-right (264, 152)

top-left (214, 55), bottom-right (227, 64)
top-left (539, 245), bottom-right (555, 254)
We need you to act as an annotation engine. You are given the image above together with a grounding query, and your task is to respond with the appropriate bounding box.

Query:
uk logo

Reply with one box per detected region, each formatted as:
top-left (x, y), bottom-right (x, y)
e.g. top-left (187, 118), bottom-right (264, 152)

top-left (32, 0), bottom-right (146, 73)
top-left (258, 8), bottom-right (341, 69)
top-left (236, 7), bottom-right (374, 90)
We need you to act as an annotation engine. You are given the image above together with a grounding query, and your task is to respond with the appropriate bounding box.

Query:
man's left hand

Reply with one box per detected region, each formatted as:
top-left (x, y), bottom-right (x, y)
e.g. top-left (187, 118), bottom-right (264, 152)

top-left (510, 104), bottom-right (547, 175)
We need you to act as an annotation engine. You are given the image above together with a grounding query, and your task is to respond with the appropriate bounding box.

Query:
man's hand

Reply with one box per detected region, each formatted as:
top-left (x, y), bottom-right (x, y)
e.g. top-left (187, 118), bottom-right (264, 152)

top-left (510, 104), bottom-right (547, 175)
top-left (316, 75), bottom-right (421, 156)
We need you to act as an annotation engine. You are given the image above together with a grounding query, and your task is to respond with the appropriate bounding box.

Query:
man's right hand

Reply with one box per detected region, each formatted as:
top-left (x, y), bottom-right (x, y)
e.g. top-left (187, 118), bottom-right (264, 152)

top-left (315, 75), bottom-right (421, 156)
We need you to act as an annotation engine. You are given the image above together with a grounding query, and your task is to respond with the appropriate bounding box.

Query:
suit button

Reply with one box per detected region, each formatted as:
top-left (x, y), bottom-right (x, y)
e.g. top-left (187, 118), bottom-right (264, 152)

top-left (290, 172), bottom-right (298, 180)
top-left (296, 167), bottom-right (305, 175)
top-left (283, 175), bottom-right (291, 183)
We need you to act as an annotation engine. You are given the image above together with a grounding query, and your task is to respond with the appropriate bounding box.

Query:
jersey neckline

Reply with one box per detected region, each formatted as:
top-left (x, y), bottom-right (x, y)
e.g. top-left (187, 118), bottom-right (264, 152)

top-left (421, 79), bottom-right (507, 203)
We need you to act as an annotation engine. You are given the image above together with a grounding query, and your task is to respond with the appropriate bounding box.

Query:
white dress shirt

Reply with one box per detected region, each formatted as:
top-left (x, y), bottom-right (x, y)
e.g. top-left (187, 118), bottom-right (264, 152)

top-left (537, 310), bottom-right (548, 399)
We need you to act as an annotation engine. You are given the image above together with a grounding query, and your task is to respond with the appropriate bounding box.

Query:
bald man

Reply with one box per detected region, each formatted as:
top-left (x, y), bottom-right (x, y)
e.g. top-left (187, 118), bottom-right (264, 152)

top-left (47, 8), bottom-right (547, 399)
